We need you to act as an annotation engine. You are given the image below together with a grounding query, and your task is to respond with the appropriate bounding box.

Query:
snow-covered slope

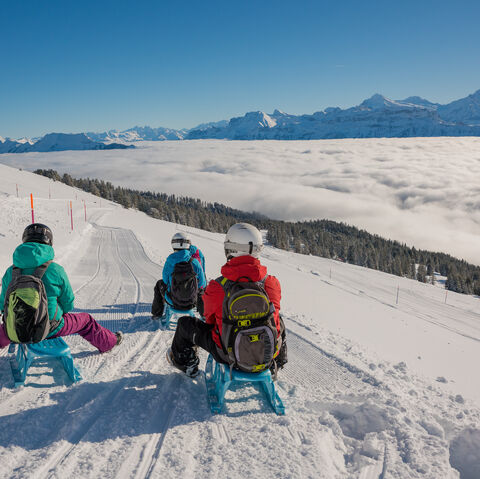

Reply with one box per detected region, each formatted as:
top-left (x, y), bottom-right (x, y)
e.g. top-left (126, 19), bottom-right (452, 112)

top-left (0, 133), bottom-right (132, 154)
top-left (0, 163), bottom-right (479, 478)
top-left (438, 89), bottom-right (480, 126)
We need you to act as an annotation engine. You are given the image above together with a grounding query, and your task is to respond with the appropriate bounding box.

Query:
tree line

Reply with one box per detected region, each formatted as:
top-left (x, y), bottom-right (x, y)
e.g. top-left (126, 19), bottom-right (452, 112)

top-left (34, 169), bottom-right (480, 296)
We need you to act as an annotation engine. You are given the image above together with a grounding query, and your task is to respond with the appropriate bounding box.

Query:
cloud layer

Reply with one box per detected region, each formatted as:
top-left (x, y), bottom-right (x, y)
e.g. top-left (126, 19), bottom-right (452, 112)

top-left (2, 137), bottom-right (480, 264)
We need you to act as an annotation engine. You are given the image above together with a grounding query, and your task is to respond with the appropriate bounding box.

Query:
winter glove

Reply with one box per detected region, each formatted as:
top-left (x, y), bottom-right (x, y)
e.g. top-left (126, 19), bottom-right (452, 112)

top-left (276, 321), bottom-right (288, 369)
top-left (196, 288), bottom-right (205, 316)
top-left (159, 279), bottom-right (168, 295)
top-left (276, 340), bottom-right (288, 369)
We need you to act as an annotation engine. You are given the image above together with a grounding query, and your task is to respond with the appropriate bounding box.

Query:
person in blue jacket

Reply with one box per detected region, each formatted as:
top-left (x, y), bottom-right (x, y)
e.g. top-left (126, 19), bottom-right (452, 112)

top-left (0, 223), bottom-right (122, 352)
top-left (151, 232), bottom-right (206, 319)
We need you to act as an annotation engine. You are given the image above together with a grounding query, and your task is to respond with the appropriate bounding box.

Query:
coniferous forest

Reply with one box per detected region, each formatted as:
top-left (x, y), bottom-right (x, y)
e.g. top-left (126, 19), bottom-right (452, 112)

top-left (34, 169), bottom-right (480, 296)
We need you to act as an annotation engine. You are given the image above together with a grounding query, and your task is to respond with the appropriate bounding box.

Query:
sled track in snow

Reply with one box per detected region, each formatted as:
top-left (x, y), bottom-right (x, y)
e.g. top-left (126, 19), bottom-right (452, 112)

top-left (73, 230), bottom-right (103, 296)
top-left (284, 326), bottom-right (380, 396)
top-left (30, 225), bottom-right (171, 478)
top-left (129, 376), bottom-right (180, 479)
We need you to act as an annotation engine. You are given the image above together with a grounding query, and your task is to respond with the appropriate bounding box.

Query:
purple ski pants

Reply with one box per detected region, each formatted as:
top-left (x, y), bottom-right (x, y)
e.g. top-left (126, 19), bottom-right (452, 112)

top-left (0, 312), bottom-right (117, 353)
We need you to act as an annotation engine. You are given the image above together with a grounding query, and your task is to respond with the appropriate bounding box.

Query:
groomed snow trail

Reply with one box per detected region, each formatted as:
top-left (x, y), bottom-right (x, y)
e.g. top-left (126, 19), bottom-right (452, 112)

top-left (0, 223), bottom-right (478, 479)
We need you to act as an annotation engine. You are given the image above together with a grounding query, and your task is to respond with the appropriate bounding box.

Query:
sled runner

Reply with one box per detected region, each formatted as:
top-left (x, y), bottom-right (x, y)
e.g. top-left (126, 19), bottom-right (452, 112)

top-left (204, 354), bottom-right (285, 415)
top-left (9, 337), bottom-right (82, 387)
top-left (159, 304), bottom-right (196, 330)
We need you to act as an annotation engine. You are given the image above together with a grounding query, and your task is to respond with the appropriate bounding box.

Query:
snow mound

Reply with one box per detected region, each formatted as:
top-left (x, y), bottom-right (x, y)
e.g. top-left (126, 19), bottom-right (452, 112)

top-left (330, 401), bottom-right (390, 440)
top-left (449, 428), bottom-right (480, 479)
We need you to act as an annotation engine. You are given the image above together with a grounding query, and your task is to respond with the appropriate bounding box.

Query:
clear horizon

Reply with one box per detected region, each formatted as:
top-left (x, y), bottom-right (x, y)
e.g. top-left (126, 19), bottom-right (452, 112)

top-left (1, 0), bottom-right (480, 138)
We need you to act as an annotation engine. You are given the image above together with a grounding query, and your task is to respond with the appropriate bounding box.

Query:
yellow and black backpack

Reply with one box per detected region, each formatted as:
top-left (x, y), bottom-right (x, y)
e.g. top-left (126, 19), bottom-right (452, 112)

top-left (216, 276), bottom-right (280, 373)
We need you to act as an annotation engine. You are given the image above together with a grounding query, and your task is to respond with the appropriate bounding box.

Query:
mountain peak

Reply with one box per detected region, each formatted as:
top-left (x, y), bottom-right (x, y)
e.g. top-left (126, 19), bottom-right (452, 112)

top-left (360, 94), bottom-right (391, 109)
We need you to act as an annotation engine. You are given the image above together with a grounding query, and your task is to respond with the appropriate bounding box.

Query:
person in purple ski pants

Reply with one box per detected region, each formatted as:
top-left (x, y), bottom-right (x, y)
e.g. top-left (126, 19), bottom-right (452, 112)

top-left (0, 223), bottom-right (122, 352)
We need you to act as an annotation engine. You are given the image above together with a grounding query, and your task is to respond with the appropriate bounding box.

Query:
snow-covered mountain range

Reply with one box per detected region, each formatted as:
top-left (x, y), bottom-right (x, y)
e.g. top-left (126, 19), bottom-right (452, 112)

top-left (0, 133), bottom-right (133, 154)
top-left (188, 90), bottom-right (480, 139)
top-left (86, 126), bottom-right (188, 143)
top-left (86, 121), bottom-right (229, 143)
top-left (2, 90), bottom-right (480, 148)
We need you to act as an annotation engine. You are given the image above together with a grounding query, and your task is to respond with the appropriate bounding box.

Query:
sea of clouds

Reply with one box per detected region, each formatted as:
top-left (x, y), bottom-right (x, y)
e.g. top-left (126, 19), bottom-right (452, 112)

top-left (1, 138), bottom-right (479, 264)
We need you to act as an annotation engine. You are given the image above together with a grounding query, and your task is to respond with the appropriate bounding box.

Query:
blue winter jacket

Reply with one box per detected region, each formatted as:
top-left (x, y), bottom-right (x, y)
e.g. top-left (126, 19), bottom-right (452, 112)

top-left (0, 243), bottom-right (74, 336)
top-left (162, 249), bottom-right (206, 305)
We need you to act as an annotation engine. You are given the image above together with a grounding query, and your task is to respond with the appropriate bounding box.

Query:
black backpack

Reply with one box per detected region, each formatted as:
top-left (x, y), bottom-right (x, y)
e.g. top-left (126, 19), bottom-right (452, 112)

top-left (216, 276), bottom-right (280, 373)
top-left (3, 261), bottom-right (58, 343)
top-left (169, 258), bottom-right (199, 310)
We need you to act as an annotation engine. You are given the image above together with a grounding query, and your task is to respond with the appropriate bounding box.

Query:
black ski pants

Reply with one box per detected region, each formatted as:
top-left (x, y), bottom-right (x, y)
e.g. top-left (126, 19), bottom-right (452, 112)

top-left (171, 316), bottom-right (225, 363)
top-left (151, 280), bottom-right (167, 317)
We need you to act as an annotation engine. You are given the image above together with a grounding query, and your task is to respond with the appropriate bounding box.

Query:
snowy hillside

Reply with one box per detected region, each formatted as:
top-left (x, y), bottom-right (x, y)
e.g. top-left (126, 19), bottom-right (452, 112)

top-left (0, 163), bottom-right (479, 479)
top-left (0, 133), bottom-right (132, 154)
top-left (1, 137), bottom-right (479, 266)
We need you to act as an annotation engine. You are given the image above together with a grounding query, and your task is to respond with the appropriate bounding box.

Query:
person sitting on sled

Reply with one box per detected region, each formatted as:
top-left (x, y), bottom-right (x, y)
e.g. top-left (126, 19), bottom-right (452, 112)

top-left (0, 224), bottom-right (123, 352)
top-left (151, 232), bottom-right (206, 319)
top-left (167, 223), bottom-right (287, 378)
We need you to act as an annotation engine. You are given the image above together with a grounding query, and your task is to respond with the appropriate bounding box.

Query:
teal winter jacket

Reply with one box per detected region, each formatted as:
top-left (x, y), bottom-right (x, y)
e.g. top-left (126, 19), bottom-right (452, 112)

top-left (0, 242), bottom-right (74, 336)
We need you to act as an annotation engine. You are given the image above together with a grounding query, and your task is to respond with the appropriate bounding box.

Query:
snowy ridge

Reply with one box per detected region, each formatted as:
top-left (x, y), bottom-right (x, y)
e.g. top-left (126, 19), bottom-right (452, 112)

top-left (0, 163), bottom-right (479, 478)
top-left (4, 90), bottom-right (480, 146)
top-left (0, 133), bottom-right (133, 154)
top-left (188, 91), bottom-right (480, 139)
top-left (86, 126), bottom-right (188, 143)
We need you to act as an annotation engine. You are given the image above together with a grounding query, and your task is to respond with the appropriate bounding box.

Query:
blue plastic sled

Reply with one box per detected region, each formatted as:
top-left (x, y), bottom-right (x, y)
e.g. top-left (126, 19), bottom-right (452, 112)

top-left (9, 337), bottom-right (82, 387)
top-left (204, 354), bottom-right (285, 415)
top-left (159, 304), bottom-right (196, 330)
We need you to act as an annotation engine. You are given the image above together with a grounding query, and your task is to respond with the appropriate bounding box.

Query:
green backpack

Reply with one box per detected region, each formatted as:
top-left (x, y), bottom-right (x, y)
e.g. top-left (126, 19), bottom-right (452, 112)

top-left (216, 276), bottom-right (280, 373)
top-left (3, 261), bottom-right (57, 343)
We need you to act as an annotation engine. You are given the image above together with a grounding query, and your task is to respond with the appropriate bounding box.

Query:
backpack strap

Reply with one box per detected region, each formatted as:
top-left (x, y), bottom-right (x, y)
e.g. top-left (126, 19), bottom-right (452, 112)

top-left (33, 261), bottom-right (53, 279)
top-left (11, 266), bottom-right (21, 281)
top-left (213, 276), bottom-right (230, 355)
top-left (32, 261), bottom-right (60, 326)
top-left (10, 261), bottom-right (52, 280)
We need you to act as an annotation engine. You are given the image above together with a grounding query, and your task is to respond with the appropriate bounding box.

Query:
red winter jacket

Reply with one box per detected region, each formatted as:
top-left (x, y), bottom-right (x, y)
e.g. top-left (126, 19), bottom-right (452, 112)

top-left (203, 255), bottom-right (282, 349)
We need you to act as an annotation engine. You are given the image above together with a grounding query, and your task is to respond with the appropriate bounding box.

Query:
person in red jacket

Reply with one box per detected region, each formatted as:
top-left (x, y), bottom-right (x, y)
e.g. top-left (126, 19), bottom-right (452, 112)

top-left (167, 223), bottom-right (287, 378)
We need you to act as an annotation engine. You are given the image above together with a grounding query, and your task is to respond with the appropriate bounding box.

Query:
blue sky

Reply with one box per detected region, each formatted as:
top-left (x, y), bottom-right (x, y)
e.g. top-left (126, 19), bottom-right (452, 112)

top-left (1, 0), bottom-right (479, 138)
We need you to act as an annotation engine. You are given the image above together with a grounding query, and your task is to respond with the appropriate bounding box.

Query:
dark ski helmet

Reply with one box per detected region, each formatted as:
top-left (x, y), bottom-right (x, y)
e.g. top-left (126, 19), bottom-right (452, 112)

top-left (22, 223), bottom-right (53, 246)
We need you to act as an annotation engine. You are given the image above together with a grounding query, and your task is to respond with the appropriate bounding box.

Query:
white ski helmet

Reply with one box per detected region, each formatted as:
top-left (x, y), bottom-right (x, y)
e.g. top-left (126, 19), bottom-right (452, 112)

top-left (171, 232), bottom-right (191, 250)
top-left (224, 223), bottom-right (263, 259)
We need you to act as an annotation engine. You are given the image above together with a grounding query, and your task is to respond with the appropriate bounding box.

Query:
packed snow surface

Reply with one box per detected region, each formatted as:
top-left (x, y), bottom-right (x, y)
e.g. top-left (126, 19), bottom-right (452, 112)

top-left (0, 163), bottom-right (479, 478)
top-left (1, 137), bottom-right (480, 265)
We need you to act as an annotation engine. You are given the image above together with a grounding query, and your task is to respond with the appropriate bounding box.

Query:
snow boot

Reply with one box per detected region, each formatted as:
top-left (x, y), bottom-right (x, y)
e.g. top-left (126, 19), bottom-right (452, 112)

top-left (166, 347), bottom-right (199, 378)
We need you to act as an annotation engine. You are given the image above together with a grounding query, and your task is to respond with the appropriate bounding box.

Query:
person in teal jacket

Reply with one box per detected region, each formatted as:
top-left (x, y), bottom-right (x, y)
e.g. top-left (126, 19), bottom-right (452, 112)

top-left (0, 223), bottom-right (122, 352)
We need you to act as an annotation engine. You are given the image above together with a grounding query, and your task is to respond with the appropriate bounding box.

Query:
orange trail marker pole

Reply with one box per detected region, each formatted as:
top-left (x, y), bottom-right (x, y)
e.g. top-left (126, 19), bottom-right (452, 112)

top-left (70, 201), bottom-right (74, 231)
top-left (83, 200), bottom-right (87, 222)
top-left (30, 194), bottom-right (35, 223)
